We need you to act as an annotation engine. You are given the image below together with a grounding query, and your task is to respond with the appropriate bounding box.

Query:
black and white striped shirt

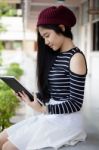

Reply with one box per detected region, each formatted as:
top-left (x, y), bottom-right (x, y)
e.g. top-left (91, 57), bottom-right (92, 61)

top-left (47, 47), bottom-right (87, 114)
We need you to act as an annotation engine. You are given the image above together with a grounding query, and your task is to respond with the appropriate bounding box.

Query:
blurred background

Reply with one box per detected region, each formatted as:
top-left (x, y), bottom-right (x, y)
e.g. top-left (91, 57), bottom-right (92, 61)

top-left (0, 0), bottom-right (99, 146)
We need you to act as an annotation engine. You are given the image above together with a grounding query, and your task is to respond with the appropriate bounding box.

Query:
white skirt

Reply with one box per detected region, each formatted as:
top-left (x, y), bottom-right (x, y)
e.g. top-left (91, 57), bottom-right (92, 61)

top-left (6, 99), bottom-right (87, 150)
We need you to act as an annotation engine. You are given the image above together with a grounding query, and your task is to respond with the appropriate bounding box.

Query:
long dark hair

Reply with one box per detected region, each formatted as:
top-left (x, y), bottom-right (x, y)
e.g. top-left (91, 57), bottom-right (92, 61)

top-left (37, 25), bottom-right (73, 102)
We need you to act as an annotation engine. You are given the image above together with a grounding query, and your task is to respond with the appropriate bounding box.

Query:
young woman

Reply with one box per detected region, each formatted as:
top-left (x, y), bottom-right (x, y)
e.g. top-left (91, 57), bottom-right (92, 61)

top-left (0, 5), bottom-right (87, 150)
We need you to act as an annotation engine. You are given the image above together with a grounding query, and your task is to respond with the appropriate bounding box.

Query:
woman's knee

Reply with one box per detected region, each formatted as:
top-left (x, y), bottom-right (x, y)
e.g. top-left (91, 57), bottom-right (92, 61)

top-left (0, 129), bottom-right (8, 147)
top-left (2, 141), bottom-right (19, 150)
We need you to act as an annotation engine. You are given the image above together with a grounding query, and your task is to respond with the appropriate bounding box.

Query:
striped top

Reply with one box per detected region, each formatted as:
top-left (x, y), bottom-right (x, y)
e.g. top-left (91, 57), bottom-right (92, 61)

top-left (47, 47), bottom-right (87, 114)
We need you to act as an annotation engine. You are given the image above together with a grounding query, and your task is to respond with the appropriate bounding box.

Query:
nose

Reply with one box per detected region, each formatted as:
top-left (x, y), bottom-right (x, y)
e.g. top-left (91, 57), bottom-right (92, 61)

top-left (45, 38), bottom-right (50, 45)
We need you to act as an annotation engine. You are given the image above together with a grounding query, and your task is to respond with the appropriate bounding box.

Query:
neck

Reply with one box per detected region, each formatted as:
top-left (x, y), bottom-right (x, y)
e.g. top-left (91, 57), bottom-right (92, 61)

top-left (60, 37), bottom-right (75, 52)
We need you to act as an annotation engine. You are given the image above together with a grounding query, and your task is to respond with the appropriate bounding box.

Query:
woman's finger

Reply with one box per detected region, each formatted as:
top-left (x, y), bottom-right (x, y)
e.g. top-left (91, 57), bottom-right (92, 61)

top-left (20, 91), bottom-right (31, 104)
top-left (18, 92), bottom-right (24, 98)
top-left (33, 93), bottom-right (43, 105)
top-left (15, 92), bottom-right (22, 102)
top-left (33, 93), bottom-right (39, 103)
top-left (33, 93), bottom-right (36, 101)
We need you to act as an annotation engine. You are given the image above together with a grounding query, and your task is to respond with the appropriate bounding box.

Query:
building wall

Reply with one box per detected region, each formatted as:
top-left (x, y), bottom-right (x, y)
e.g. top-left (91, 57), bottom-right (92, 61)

top-left (0, 17), bottom-right (23, 40)
top-left (79, 0), bottom-right (99, 77)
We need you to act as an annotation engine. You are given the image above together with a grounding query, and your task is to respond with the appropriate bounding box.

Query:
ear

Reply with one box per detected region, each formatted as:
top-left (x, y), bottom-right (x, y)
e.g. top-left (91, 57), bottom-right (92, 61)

top-left (59, 24), bottom-right (65, 32)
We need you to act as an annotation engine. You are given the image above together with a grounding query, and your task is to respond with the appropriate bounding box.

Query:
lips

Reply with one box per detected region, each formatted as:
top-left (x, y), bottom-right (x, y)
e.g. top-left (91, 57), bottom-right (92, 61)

top-left (49, 44), bottom-right (53, 48)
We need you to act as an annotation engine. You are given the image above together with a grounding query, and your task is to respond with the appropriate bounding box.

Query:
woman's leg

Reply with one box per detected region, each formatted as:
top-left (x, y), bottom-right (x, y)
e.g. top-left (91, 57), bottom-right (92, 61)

top-left (2, 141), bottom-right (19, 150)
top-left (0, 129), bottom-right (8, 149)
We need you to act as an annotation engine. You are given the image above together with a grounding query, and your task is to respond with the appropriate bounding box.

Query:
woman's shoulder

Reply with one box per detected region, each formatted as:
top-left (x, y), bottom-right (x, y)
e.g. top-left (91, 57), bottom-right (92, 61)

top-left (70, 47), bottom-right (87, 75)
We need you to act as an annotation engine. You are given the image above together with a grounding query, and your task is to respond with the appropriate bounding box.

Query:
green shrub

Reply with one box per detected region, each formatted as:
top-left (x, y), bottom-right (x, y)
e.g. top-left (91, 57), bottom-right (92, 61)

top-left (6, 63), bottom-right (24, 79)
top-left (0, 2), bottom-right (17, 17)
top-left (0, 63), bottom-right (24, 131)
top-left (0, 81), bottom-right (19, 131)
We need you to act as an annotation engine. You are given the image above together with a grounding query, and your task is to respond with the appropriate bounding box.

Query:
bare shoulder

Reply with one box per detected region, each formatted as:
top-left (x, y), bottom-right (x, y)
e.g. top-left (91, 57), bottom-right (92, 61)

top-left (70, 52), bottom-right (87, 75)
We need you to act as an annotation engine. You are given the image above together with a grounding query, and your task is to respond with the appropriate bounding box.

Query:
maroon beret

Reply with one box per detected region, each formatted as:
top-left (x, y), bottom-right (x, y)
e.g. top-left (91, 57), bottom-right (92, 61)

top-left (37, 5), bottom-right (76, 28)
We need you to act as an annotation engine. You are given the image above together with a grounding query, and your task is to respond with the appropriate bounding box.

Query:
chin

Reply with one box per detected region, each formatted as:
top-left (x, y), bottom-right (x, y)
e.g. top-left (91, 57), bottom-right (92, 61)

top-left (52, 47), bottom-right (58, 51)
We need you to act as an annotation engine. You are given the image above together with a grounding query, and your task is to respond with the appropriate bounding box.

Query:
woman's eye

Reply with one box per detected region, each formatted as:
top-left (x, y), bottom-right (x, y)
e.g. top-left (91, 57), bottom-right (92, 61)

top-left (45, 35), bottom-right (49, 38)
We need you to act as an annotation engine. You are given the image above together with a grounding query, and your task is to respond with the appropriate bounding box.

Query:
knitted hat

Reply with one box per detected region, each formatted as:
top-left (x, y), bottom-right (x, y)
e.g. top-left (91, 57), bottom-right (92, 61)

top-left (37, 5), bottom-right (76, 28)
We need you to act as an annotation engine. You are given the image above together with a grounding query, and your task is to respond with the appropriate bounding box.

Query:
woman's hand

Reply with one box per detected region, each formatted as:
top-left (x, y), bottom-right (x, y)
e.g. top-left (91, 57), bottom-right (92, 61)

top-left (16, 91), bottom-right (47, 113)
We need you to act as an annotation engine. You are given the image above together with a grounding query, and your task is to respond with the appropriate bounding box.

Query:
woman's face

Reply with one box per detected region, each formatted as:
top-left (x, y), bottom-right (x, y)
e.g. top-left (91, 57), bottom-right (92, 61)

top-left (38, 27), bottom-right (65, 51)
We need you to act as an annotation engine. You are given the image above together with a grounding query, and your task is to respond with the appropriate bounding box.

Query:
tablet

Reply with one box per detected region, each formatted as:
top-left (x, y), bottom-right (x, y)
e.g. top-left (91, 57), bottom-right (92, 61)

top-left (0, 76), bottom-right (34, 102)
